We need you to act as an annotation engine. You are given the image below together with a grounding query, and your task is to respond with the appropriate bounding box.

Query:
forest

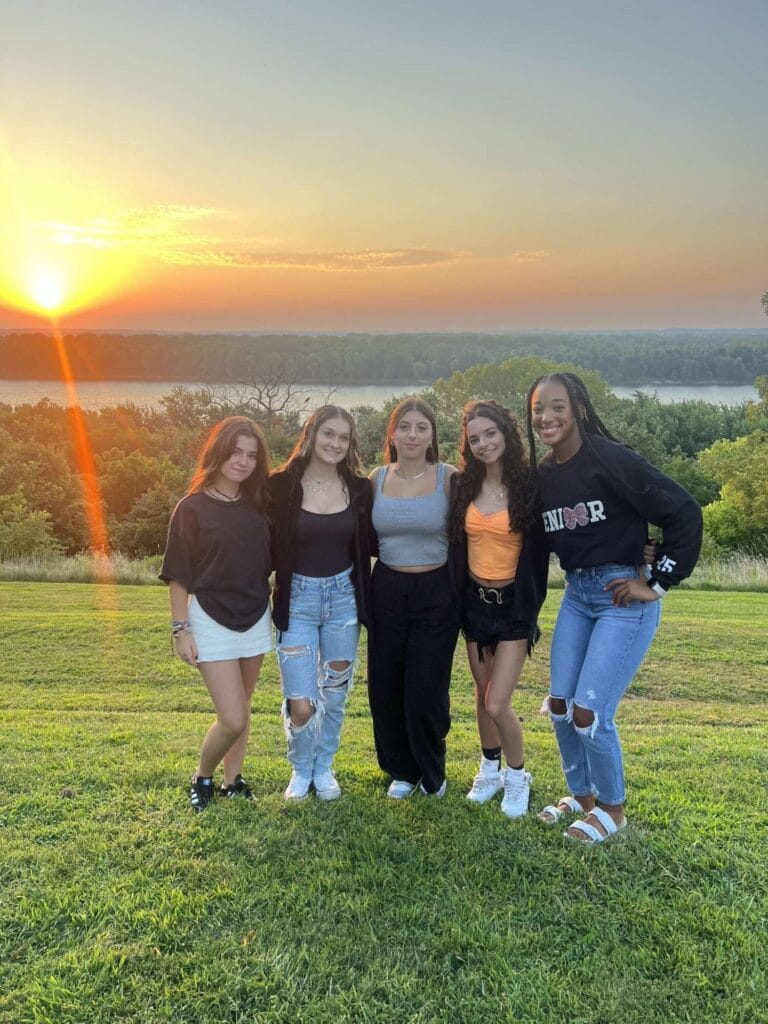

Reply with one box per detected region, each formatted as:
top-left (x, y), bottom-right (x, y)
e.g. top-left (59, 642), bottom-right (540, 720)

top-left (1, 352), bottom-right (767, 562)
top-left (2, 329), bottom-right (768, 386)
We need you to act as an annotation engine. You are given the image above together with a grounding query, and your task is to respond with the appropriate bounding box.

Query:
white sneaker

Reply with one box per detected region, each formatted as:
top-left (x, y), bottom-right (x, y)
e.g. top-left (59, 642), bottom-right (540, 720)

top-left (466, 756), bottom-right (504, 804)
top-left (284, 771), bottom-right (312, 800)
top-left (387, 779), bottom-right (417, 799)
top-left (419, 780), bottom-right (447, 797)
top-left (314, 769), bottom-right (341, 801)
top-left (500, 769), bottom-right (532, 818)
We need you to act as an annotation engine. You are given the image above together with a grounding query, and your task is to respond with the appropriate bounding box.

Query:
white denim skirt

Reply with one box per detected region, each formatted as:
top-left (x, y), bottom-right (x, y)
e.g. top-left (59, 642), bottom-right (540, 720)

top-left (188, 596), bottom-right (273, 663)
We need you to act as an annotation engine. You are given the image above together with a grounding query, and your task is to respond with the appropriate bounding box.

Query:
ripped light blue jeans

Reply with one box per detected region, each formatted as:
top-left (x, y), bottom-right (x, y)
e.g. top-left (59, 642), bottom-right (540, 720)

top-left (276, 567), bottom-right (360, 776)
top-left (549, 564), bottom-right (661, 805)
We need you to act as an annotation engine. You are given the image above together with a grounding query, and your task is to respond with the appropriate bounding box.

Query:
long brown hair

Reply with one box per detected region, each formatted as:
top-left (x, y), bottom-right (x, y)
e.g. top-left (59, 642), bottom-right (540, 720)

top-left (383, 397), bottom-right (440, 464)
top-left (188, 416), bottom-right (270, 510)
top-left (279, 405), bottom-right (365, 486)
top-left (450, 400), bottom-right (536, 540)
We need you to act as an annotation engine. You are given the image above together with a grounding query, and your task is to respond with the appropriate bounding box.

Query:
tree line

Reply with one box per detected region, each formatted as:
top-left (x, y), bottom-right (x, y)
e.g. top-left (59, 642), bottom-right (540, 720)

top-left (2, 329), bottom-right (767, 386)
top-left (1, 355), bottom-right (767, 561)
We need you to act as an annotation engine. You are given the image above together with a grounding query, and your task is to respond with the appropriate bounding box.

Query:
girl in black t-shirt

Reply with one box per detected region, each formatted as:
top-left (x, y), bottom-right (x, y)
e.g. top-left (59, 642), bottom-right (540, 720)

top-left (161, 416), bottom-right (272, 812)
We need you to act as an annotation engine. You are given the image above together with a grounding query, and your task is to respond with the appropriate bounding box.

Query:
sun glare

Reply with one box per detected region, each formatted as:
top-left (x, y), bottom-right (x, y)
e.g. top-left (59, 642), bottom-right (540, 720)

top-left (29, 267), bottom-right (66, 312)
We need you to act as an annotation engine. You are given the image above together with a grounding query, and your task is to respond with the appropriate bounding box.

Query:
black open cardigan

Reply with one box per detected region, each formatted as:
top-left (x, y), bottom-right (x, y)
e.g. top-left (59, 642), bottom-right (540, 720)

top-left (267, 467), bottom-right (375, 633)
top-left (448, 475), bottom-right (550, 655)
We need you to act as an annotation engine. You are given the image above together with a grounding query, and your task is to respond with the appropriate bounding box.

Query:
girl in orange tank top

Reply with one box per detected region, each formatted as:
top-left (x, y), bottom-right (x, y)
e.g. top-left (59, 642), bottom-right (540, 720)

top-left (449, 400), bottom-right (548, 820)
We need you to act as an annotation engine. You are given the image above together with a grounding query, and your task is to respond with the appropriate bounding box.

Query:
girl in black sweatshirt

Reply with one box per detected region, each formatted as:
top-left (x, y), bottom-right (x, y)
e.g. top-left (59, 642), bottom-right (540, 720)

top-left (526, 372), bottom-right (702, 844)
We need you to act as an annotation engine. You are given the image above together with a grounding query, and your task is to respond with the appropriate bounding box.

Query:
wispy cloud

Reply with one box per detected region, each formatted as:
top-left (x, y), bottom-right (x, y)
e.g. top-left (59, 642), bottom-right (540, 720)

top-left (40, 205), bottom-right (549, 271)
top-left (159, 247), bottom-right (465, 270)
top-left (43, 205), bottom-right (231, 251)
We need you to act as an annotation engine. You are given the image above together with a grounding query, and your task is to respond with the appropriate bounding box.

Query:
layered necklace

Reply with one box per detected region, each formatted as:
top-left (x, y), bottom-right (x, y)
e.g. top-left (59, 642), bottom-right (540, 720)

top-left (302, 474), bottom-right (337, 495)
top-left (486, 477), bottom-right (507, 503)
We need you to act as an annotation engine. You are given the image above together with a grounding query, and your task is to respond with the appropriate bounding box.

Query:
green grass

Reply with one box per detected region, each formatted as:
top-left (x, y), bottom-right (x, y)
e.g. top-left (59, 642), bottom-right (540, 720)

top-left (1, 583), bottom-right (766, 1024)
top-left (4, 550), bottom-right (768, 590)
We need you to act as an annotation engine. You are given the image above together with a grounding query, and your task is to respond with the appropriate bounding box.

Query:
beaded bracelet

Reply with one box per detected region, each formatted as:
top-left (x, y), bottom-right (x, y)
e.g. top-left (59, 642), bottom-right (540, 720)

top-left (171, 619), bottom-right (191, 637)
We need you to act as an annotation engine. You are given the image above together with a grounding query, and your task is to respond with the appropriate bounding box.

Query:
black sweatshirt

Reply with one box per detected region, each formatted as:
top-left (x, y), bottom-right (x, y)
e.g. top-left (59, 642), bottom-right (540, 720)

top-left (537, 435), bottom-right (702, 591)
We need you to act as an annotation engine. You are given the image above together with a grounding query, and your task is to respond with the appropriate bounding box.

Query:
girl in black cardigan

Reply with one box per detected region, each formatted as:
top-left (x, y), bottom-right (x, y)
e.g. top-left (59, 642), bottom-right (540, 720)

top-left (268, 406), bottom-right (373, 801)
top-left (450, 401), bottom-right (549, 819)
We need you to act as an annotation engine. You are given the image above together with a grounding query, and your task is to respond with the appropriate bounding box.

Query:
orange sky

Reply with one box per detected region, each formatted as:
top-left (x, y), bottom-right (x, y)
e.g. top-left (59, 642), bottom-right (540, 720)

top-left (1, 2), bottom-right (766, 330)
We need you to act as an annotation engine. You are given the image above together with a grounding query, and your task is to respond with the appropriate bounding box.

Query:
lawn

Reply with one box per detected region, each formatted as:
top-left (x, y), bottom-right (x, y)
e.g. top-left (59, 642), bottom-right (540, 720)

top-left (0, 583), bottom-right (766, 1024)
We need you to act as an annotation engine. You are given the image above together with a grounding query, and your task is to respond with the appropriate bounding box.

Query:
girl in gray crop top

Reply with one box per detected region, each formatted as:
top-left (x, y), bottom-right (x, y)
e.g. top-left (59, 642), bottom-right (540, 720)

top-left (367, 397), bottom-right (460, 800)
top-left (372, 461), bottom-right (451, 566)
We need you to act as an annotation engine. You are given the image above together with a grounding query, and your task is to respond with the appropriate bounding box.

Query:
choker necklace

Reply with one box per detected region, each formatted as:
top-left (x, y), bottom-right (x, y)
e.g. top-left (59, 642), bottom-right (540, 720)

top-left (395, 466), bottom-right (428, 481)
top-left (209, 485), bottom-right (240, 502)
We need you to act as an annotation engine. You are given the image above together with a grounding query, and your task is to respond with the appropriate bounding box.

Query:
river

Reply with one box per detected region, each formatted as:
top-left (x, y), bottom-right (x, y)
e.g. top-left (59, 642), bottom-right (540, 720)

top-left (0, 379), bottom-right (759, 411)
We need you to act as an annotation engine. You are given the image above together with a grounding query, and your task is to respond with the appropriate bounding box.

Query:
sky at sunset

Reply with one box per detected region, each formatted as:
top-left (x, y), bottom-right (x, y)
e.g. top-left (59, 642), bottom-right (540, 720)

top-left (1, 0), bottom-right (766, 331)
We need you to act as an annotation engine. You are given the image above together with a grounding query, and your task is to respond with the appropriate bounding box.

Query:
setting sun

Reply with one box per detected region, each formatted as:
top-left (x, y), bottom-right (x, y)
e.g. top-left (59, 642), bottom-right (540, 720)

top-left (28, 267), bottom-right (66, 312)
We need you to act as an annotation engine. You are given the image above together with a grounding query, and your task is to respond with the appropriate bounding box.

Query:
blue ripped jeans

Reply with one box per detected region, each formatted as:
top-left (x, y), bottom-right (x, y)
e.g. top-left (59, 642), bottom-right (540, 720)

top-left (276, 568), bottom-right (360, 776)
top-left (548, 565), bottom-right (661, 805)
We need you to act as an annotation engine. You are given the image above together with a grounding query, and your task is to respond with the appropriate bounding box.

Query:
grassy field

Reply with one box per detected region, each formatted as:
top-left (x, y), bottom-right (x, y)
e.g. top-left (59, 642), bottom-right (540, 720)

top-left (0, 583), bottom-right (766, 1024)
top-left (2, 550), bottom-right (768, 591)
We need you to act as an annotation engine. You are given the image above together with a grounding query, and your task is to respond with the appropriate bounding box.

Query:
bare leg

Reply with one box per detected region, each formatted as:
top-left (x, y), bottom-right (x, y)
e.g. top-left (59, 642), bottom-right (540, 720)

top-left (468, 640), bottom-right (527, 765)
top-left (196, 659), bottom-right (253, 778)
top-left (222, 654), bottom-right (264, 784)
top-left (466, 641), bottom-right (501, 750)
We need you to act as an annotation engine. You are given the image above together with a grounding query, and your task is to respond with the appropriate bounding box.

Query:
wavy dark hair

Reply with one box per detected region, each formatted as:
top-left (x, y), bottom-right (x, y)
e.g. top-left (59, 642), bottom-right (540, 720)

top-left (524, 372), bottom-right (617, 473)
top-left (383, 397), bottom-right (440, 464)
top-left (188, 416), bottom-right (270, 510)
top-left (450, 400), bottom-right (536, 541)
top-left (279, 405), bottom-right (365, 488)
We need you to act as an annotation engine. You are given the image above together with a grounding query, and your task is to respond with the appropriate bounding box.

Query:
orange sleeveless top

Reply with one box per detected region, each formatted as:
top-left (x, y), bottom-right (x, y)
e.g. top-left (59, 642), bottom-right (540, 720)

top-left (465, 502), bottom-right (522, 580)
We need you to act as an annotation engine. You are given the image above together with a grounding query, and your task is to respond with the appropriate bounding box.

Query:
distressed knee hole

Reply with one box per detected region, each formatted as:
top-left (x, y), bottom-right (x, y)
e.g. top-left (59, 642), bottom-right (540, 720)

top-left (284, 697), bottom-right (316, 729)
top-left (572, 705), bottom-right (595, 729)
top-left (277, 644), bottom-right (312, 663)
top-left (548, 696), bottom-right (568, 721)
top-left (573, 706), bottom-right (599, 739)
top-left (322, 659), bottom-right (354, 688)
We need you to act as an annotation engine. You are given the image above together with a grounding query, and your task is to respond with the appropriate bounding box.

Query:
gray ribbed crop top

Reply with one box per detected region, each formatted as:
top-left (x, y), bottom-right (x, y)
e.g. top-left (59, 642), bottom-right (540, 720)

top-left (372, 463), bottom-right (450, 566)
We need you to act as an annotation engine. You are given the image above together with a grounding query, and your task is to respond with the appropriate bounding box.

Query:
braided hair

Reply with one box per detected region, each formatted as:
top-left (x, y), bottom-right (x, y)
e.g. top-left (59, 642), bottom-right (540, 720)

top-left (525, 372), bottom-right (617, 473)
top-left (450, 399), bottom-right (537, 543)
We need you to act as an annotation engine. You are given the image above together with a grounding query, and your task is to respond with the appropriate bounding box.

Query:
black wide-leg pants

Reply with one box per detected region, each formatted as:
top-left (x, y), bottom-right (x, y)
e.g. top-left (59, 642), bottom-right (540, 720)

top-left (367, 561), bottom-right (460, 793)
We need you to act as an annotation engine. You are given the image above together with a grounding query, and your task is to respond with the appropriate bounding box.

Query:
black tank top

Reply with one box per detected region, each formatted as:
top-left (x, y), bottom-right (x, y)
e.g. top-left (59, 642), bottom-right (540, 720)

top-left (294, 505), bottom-right (355, 577)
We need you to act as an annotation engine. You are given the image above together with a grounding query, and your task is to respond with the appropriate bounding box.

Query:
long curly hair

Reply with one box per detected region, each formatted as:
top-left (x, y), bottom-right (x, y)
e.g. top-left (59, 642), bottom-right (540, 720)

top-left (524, 372), bottom-right (617, 473)
top-left (383, 397), bottom-right (440, 464)
top-left (279, 405), bottom-right (365, 488)
top-left (188, 416), bottom-right (270, 510)
top-left (450, 400), bottom-right (536, 541)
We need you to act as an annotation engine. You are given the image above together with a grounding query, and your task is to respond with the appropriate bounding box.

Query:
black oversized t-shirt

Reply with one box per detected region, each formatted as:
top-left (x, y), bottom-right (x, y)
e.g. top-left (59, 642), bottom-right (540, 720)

top-left (160, 491), bottom-right (271, 631)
